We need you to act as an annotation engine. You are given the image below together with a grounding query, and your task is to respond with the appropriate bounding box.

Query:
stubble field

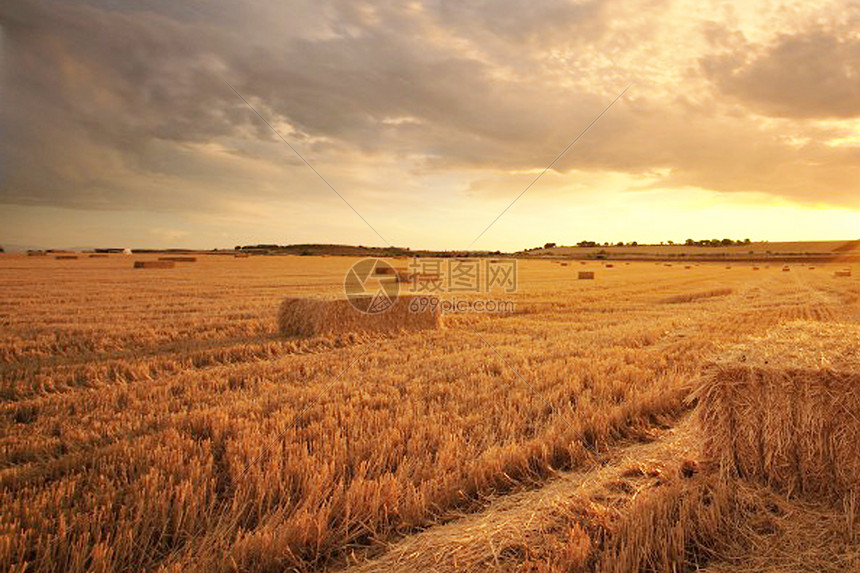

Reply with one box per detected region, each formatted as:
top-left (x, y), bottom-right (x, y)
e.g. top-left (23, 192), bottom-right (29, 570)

top-left (1, 254), bottom-right (858, 572)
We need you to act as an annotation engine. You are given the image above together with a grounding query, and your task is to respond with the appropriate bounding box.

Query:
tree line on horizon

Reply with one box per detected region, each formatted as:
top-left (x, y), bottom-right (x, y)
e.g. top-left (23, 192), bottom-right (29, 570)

top-left (532, 238), bottom-right (754, 250)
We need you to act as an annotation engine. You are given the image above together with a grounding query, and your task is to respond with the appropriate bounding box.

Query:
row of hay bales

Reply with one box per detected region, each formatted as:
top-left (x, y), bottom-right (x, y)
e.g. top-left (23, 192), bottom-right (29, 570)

top-left (278, 296), bottom-right (441, 337)
top-left (134, 261), bottom-right (175, 269)
top-left (135, 257), bottom-right (197, 269)
top-left (374, 266), bottom-right (442, 284)
top-left (694, 321), bottom-right (860, 504)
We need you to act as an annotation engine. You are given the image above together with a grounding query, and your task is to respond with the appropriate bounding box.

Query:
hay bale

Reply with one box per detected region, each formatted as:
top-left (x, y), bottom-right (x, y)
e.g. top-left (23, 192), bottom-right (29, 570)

top-left (605, 263), bottom-right (614, 268)
top-left (684, 266), bottom-right (691, 269)
top-left (752, 267), bottom-right (760, 270)
top-left (133, 261), bottom-right (175, 269)
top-left (158, 256), bottom-right (197, 262)
top-left (234, 252), bottom-right (250, 258)
top-left (374, 266), bottom-right (396, 275)
top-left (694, 321), bottom-right (860, 503)
top-left (578, 271), bottom-right (595, 280)
top-left (54, 255), bottom-right (78, 260)
top-left (88, 254), bottom-right (109, 258)
top-left (277, 296), bottom-right (441, 337)
top-left (835, 269), bottom-right (852, 277)
top-left (782, 266), bottom-right (790, 272)
top-left (560, 262), bottom-right (569, 267)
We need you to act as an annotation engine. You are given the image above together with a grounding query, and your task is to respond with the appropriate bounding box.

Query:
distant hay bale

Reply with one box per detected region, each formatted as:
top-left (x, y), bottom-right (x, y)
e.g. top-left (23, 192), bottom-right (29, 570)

top-left (374, 266), bottom-right (396, 275)
top-left (835, 269), bottom-right (852, 277)
top-left (277, 296), bottom-right (441, 337)
top-left (386, 269), bottom-right (412, 283)
top-left (54, 255), bottom-right (78, 260)
top-left (560, 262), bottom-right (569, 267)
top-left (158, 256), bottom-right (197, 262)
top-left (605, 263), bottom-right (614, 268)
top-left (664, 263), bottom-right (672, 267)
top-left (578, 271), bottom-right (595, 280)
top-left (808, 266), bottom-right (815, 270)
top-left (752, 266), bottom-right (760, 270)
top-left (234, 252), bottom-right (250, 258)
top-left (684, 266), bottom-right (691, 269)
top-left (88, 254), bottom-right (108, 258)
top-left (782, 266), bottom-right (790, 272)
top-left (725, 266), bottom-right (732, 269)
top-left (133, 261), bottom-right (175, 269)
top-left (694, 321), bottom-right (860, 503)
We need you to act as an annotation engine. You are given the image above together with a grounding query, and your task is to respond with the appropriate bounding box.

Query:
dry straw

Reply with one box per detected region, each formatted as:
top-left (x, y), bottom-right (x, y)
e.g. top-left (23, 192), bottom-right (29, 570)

top-left (277, 295), bottom-right (442, 337)
top-left (133, 261), bottom-right (175, 269)
top-left (694, 321), bottom-right (860, 504)
top-left (659, 287), bottom-right (733, 304)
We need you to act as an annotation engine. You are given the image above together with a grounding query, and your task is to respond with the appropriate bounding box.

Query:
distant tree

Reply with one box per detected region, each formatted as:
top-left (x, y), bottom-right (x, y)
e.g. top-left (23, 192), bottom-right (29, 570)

top-left (721, 238), bottom-right (733, 246)
top-left (667, 240), bottom-right (674, 245)
top-left (744, 238), bottom-right (751, 244)
top-left (544, 242), bottom-right (557, 249)
top-left (577, 240), bottom-right (598, 247)
top-left (0, 246), bottom-right (4, 253)
top-left (630, 241), bottom-right (638, 246)
top-left (234, 245), bottom-right (242, 251)
top-left (685, 238), bottom-right (695, 246)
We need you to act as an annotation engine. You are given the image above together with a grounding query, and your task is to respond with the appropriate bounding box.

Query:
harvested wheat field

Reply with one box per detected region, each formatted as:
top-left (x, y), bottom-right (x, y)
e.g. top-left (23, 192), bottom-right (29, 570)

top-left (2, 255), bottom-right (860, 572)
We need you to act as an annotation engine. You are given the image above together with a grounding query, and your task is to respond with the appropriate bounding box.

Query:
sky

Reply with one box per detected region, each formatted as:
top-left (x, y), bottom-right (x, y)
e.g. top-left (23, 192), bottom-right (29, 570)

top-left (1, 0), bottom-right (859, 251)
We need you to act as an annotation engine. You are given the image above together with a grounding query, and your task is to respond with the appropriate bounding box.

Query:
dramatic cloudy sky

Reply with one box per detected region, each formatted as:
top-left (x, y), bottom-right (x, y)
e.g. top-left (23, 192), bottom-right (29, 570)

top-left (1, 0), bottom-right (859, 250)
